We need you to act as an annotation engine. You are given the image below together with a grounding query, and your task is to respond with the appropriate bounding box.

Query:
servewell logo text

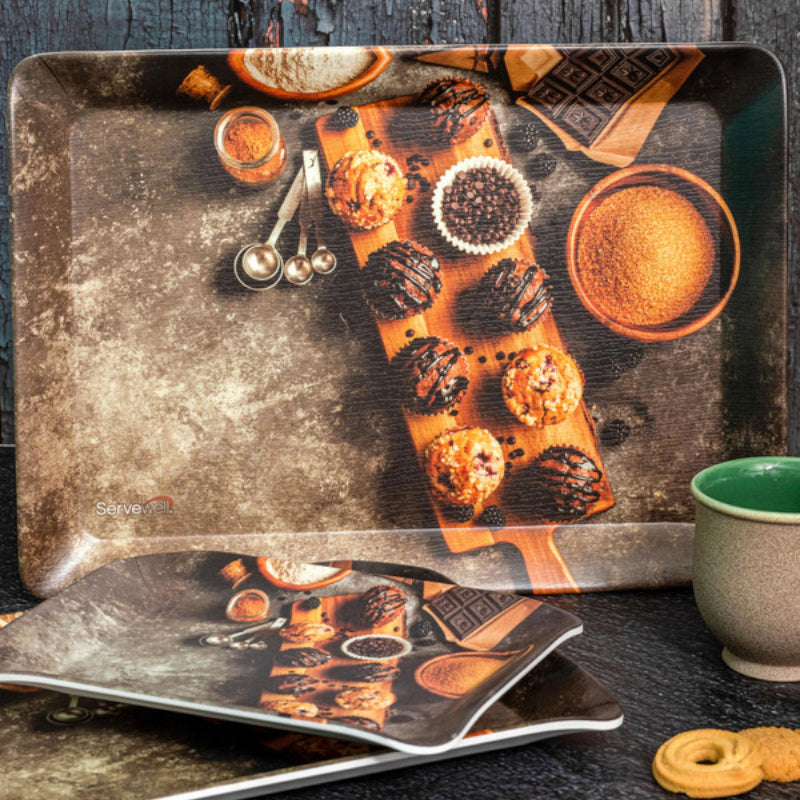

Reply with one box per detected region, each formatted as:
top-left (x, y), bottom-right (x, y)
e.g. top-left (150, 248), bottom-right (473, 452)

top-left (96, 496), bottom-right (174, 516)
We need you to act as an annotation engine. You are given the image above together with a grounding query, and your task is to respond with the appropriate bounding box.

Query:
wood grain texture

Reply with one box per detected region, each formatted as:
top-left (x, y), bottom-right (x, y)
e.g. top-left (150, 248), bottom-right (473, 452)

top-left (733, 0), bottom-right (800, 472)
top-left (269, 0), bottom-right (487, 48)
top-left (494, 0), bottom-right (726, 43)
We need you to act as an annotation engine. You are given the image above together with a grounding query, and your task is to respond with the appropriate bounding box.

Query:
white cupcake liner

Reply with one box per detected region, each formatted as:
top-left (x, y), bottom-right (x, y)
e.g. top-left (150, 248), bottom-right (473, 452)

top-left (340, 634), bottom-right (413, 661)
top-left (431, 156), bottom-right (534, 256)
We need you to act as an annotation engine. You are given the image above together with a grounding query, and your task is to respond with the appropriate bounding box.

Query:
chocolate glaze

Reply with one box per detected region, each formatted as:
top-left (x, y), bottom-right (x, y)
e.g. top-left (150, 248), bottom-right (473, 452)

top-left (393, 337), bottom-right (469, 414)
top-left (527, 445), bottom-right (602, 522)
top-left (418, 78), bottom-right (490, 142)
top-left (482, 258), bottom-right (552, 332)
top-left (361, 240), bottom-right (442, 320)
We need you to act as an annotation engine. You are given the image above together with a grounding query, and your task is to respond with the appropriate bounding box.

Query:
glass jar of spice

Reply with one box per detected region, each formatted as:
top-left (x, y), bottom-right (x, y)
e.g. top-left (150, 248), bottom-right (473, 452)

top-left (214, 106), bottom-right (287, 187)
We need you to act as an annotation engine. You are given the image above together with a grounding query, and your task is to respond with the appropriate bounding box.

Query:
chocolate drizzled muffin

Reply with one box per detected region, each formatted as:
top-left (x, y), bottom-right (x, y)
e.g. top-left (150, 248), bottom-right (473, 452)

top-left (358, 584), bottom-right (408, 627)
top-left (393, 337), bottom-right (469, 415)
top-left (340, 662), bottom-right (402, 683)
top-left (266, 674), bottom-right (321, 697)
top-left (418, 78), bottom-right (491, 144)
top-left (276, 647), bottom-right (332, 668)
top-left (527, 445), bottom-right (602, 522)
top-left (361, 240), bottom-right (442, 320)
top-left (480, 258), bottom-right (552, 332)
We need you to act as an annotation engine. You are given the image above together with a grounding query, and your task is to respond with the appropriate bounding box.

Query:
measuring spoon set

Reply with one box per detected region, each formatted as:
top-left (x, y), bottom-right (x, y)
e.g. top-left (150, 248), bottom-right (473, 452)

top-left (233, 149), bottom-right (337, 291)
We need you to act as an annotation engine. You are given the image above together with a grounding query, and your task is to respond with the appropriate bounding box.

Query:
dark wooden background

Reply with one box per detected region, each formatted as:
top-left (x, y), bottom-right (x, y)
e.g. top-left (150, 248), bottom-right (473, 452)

top-left (0, 0), bottom-right (797, 452)
top-left (0, 6), bottom-right (798, 798)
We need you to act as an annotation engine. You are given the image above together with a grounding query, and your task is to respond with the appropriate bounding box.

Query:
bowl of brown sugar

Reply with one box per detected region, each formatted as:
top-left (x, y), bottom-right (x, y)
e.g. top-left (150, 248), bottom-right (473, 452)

top-left (566, 164), bottom-right (740, 342)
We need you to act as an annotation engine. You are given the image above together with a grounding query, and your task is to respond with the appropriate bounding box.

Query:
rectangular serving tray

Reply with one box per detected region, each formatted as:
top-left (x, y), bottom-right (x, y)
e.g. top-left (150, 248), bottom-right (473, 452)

top-left (0, 551), bottom-right (585, 755)
top-left (10, 44), bottom-right (787, 597)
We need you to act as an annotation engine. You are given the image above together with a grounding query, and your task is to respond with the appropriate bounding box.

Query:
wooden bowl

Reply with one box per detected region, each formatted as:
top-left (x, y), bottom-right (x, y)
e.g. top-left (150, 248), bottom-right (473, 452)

top-left (566, 164), bottom-right (740, 342)
top-left (227, 46), bottom-right (391, 102)
top-left (256, 557), bottom-right (351, 590)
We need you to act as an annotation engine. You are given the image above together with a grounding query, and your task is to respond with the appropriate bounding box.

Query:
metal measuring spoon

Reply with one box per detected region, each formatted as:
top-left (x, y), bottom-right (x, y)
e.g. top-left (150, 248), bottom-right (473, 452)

top-left (198, 616), bottom-right (286, 648)
top-left (303, 150), bottom-right (337, 276)
top-left (233, 168), bottom-right (305, 290)
top-left (283, 180), bottom-right (314, 286)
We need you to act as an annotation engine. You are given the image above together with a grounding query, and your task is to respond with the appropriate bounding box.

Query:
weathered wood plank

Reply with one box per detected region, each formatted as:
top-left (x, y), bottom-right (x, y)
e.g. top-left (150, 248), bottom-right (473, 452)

top-left (733, 0), bottom-right (799, 455)
top-left (496, 0), bottom-right (725, 43)
top-left (263, 0), bottom-right (487, 48)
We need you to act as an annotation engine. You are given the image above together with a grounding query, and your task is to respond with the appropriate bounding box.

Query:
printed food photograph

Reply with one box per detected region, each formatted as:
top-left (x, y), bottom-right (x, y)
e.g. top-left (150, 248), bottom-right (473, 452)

top-left (0, 552), bottom-right (586, 753)
top-left (10, 44), bottom-right (785, 601)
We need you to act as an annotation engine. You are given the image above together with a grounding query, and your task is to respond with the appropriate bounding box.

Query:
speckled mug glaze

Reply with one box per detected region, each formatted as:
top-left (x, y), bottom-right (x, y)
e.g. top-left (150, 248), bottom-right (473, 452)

top-left (691, 457), bottom-right (800, 681)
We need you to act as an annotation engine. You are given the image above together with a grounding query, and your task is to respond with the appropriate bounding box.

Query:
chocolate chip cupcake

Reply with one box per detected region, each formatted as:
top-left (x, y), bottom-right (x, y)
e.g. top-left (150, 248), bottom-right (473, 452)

top-left (480, 258), bottom-right (552, 332)
top-left (527, 445), bottom-right (602, 522)
top-left (502, 345), bottom-right (584, 427)
top-left (392, 337), bottom-right (469, 415)
top-left (326, 149), bottom-right (406, 230)
top-left (424, 427), bottom-right (505, 507)
top-left (418, 78), bottom-right (491, 144)
top-left (361, 240), bottom-right (442, 320)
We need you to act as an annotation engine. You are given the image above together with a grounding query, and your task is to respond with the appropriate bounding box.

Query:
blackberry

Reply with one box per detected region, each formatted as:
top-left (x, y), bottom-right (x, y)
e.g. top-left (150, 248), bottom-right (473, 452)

top-left (477, 505), bottom-right (506, 529)
top-left (442, 503), bottom-right (474, 522)
top-left (514, 122), bottom-right (540, 152)
top-left (600, 419), bottom-right (631, 447)
top-left (330, 105), bottom-right (360, 130)
top-left (410, 617), bottom-right (435, 639)
top-left (527, 152), bottom-right (558, 179)
top-left (301, 596), bottom-right (322, 610)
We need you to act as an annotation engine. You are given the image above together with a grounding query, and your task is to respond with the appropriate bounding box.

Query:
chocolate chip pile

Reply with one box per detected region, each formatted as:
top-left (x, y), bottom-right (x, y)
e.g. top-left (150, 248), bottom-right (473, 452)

top-left (441, 167), bottom-right (521, 246)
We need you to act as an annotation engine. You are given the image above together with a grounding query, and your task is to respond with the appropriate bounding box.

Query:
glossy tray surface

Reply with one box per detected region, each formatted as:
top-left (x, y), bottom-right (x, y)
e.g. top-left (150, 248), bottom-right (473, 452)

top-left (0, 552), bottom-right (583, 754)
top-left (10, 45), bottom-right (786, 597)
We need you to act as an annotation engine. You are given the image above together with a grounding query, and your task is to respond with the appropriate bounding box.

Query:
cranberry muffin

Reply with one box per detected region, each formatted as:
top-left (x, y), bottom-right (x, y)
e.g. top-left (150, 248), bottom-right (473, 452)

top-left (502, 345), bottom-right (583, 427)
top-left (424, 427), bottom-right (505, 507)
top-left (326, 149), bottom-right (405, 230)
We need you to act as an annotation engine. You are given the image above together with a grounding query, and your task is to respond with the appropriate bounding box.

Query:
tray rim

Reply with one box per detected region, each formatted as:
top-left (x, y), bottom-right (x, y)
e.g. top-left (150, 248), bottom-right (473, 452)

top-left (0, 648), bottom-right (623, 800)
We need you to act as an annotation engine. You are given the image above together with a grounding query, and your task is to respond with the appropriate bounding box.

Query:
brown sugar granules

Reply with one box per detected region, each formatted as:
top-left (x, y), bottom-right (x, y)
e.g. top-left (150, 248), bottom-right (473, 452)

top-left (421, 654), bottom-right (505, 697)
top-left (577, 185), bottom-right (714, 327)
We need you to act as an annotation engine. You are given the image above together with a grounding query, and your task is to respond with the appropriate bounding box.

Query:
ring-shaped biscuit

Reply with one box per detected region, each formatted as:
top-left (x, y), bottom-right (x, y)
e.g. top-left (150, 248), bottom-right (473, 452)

top-left (652, 729), bottom-right (763, 798)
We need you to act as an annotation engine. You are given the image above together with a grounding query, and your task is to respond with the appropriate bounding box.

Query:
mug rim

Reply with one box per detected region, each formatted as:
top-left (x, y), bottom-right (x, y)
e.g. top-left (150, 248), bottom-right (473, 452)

top-left (691, 456), bottom-right (800, 523)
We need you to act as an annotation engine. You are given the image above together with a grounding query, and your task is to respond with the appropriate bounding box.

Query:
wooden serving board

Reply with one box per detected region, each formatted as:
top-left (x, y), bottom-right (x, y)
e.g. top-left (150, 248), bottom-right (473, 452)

top-left (260, 594), bottom-right (407, 732)
top-left (316, 96), bottom-right (614, 592)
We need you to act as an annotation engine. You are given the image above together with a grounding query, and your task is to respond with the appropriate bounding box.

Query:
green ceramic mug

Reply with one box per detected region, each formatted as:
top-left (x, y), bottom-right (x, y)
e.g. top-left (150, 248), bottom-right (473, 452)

top-left (691, 456), bottom-right (800, 681)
